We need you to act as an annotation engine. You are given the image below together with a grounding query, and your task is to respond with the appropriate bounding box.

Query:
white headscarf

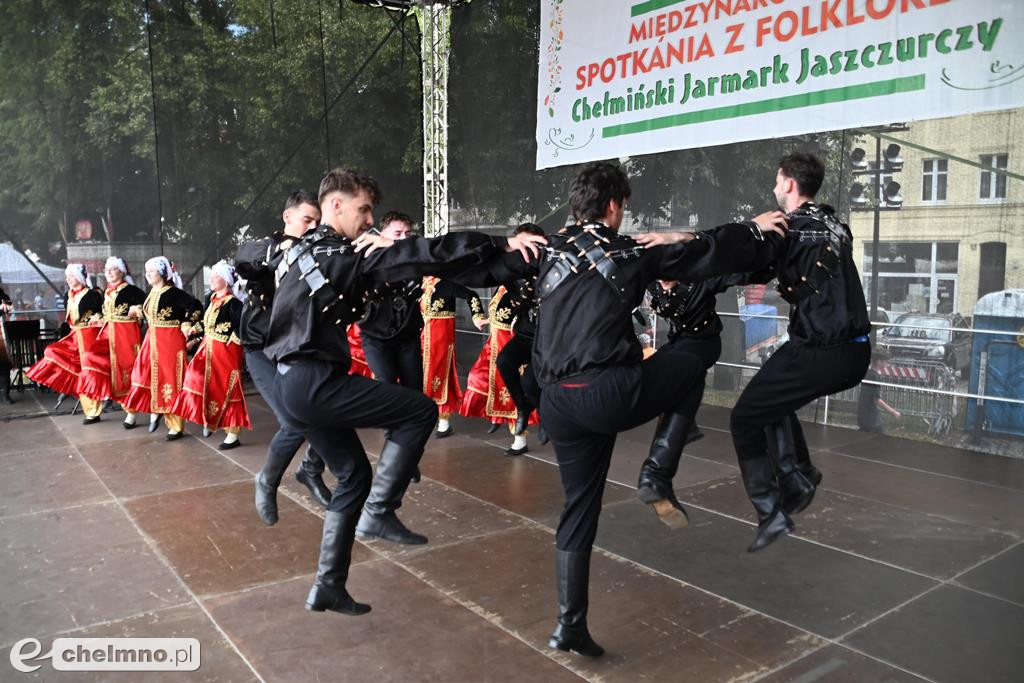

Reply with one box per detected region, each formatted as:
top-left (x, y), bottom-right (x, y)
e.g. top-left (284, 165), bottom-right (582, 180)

top-left (145, 256), bottom-right (177, 288)
top-left (104, 256), bottom-right (134, 286)
top-left (211, 260), bottom-right (237, 289)
top-left (65, 263), bottom-right (90, 289)
top-left (211, 260), bottom-right (247, 302)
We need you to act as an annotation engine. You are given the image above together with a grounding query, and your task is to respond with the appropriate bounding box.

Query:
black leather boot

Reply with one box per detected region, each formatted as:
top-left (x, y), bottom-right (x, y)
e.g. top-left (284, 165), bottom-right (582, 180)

top-left (739, 454), bottom-right (794, 553)
top-left (769, 419), bottom-right (817, 515)
top-left (295, 449), bottom-right (332, 508)
top-left (254, 472), bottom-right (279, 526)
top-left (306, 510), bottom-right (371, 615)
top-left (790, 415), bottom-right (823, 488)
top-left (355, 440), bottom-right (427, 545)
top-left (548, 550), bottom-right (604, 658)
top-left (636, 412), bottom-right (691, 529)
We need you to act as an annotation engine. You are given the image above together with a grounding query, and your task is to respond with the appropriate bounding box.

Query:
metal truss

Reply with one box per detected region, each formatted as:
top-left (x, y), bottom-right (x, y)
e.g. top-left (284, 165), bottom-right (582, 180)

top-left (418, 2), bottom-right (452, 237)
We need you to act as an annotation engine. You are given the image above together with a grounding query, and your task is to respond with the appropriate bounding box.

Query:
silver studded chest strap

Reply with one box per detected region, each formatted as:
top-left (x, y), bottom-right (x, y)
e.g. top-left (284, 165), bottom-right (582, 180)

top-left (777, 208), bottom-right (845, 305)
top-left (537, 226), bottom-right (642, 304)
top-left (275, 232), bottom-right (352, 318)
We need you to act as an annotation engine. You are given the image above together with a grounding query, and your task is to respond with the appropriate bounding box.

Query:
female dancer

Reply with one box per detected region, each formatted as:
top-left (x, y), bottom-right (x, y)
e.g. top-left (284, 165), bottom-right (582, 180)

top-left (420, 276), bottom-right (487, 437)
top-left (172, 261), bottom-right (251, 449)
top-left (78, 258), bottom-right (146, 427)
top-left (123, 257), bottom-right (201, 439)
top-left (26, 265), bottom-right (104, 422)
top-left (459, 285), bottom-right (537, 454)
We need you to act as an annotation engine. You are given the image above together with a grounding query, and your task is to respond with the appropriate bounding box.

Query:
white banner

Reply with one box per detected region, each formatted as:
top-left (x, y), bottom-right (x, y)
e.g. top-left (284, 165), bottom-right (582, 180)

top-left (536, 0), bottom-right (1024, 169)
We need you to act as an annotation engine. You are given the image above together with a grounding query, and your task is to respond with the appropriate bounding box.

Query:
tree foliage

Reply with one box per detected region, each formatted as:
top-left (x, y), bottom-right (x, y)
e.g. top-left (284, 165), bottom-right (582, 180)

top-left (0, 0), bottom-right (423, 259)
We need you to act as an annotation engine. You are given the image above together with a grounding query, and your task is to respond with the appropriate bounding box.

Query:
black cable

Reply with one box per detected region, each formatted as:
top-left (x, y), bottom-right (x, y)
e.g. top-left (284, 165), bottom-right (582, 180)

top-left (269, 0), bottom-right (278, 48)
top-left (143, 0), bottom-right (165, 252)
top-left (384, 6), bottom-right (419, 55)
top-left (316, 0), bottom-right (332, 169)
top-left (183, 21), bottom-right (401, 286)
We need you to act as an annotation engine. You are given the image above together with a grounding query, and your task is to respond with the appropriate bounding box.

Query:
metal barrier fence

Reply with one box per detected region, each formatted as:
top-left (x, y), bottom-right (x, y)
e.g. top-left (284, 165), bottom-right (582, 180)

top-left (832, 360), bottom-right (958, 436)
top-left (455, 304), bottom-right (1024, 442)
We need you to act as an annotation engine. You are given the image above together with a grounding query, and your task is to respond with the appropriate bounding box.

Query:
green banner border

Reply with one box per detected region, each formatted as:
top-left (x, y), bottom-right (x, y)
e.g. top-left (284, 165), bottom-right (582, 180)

top-left (631, 0), bottom-right (693, 18)
top-left (602, 75), bottom-right (926, 138)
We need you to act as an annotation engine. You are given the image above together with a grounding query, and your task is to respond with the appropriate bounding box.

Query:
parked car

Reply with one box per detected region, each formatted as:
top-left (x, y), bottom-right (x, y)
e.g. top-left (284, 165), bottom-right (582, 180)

top-left (757, 308), bottom-right (890, 363)
top-left (880, 312), bottom-right (972, 371)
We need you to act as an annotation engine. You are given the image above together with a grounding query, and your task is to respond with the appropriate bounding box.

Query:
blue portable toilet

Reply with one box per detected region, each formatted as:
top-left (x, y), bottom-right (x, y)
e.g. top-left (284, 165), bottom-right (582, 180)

top-left (966, 289), bottom-right (1024, 437)
top-left (738, 303), bottom-right (779, 351)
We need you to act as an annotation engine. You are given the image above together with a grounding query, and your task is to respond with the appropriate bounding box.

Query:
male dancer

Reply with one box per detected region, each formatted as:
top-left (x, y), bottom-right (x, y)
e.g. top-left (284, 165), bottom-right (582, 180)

top-left (495, 223), bottom-right (546, 447)
top-left (480, 162), bottom-right (785, 657)
top-left (236, 191), bottom-right (331, 525)
top-left (639, 271), bottom-right (753, 447)
top-left (728, 153), bottom-right (871, 552)
top-left (263, 168), bottom-right (543, 615)
top-left (358, 211), bottom-right (423, 389)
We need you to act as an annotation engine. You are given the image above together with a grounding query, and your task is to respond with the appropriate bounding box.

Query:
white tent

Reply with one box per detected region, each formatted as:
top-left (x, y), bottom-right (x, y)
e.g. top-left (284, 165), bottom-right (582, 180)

top-left (0, 242), bottom-right (65, 285)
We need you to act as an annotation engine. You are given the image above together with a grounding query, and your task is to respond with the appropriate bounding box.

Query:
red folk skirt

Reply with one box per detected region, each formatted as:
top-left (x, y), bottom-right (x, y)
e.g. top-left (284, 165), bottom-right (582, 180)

top-left (78, 321), bottom-right (142, 402)
top-left (460, 329), bottom-right (538, 425)
top-left (26, 326), bottom-right (101, 396)
top-left (347, 324), bottom-right (374, 378)
top-left (422, 316), bottom-right (462, 416)
top-left (171, 337), bottom-right (251, 431)
top-left (123, 326), bottom-right (188, 415)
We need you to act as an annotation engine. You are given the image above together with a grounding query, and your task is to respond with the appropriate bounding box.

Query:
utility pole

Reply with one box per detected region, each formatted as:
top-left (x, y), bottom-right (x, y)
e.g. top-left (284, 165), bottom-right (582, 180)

top-left (848, 125), bottom-right (907, 343)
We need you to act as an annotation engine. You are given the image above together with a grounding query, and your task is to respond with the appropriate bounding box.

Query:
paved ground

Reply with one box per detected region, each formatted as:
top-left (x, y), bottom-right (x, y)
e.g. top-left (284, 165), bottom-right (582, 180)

top-left (1, 389), bottom-right (1022, 682)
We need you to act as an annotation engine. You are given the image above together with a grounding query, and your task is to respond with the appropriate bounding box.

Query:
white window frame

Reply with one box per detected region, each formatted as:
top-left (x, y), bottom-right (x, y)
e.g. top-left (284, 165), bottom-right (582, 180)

top-left (922, 158), bottom-right (948, 204)
top-left (862, 242), bottom-right (960, 314)
top-left (979, 153), bottom-right (1008, 202)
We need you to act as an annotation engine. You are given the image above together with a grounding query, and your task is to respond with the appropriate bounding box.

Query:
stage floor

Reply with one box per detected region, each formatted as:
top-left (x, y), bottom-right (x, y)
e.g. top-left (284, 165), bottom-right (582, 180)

top-left (1, 391), bottom-right (1022, 682)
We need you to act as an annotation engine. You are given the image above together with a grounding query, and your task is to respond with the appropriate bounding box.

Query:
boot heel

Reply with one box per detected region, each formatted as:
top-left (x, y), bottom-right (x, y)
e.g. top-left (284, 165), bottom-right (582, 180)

top-left (653, 499), bottom-right (689, 529)
top-left (548, 623), bottom-right (604, 658)
top-left (637, 486), bottom-right (689, 529)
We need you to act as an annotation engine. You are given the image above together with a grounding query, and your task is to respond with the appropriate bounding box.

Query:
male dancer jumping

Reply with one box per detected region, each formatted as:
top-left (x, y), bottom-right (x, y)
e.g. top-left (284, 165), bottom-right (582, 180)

top-left (650, 154), bottom-right (871, 552)
top-left (263, 168), bottom-right (543, 615)
top-left (728, 153), bottom-right (871, 552)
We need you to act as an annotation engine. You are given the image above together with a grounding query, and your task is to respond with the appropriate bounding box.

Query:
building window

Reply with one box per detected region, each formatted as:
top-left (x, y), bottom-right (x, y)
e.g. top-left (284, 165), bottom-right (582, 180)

top-left (922, 159), bottom-right (948, 202)
top-left (863, 242), bottom-right (959, 315)
top-left (979, 153), bottom-right (1008, 200)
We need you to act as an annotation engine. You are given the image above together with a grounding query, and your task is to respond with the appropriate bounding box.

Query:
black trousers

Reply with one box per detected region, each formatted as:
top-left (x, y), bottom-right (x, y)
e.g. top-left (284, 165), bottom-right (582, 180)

top-left (245, 349), bottom-right (324, 484)
top-left (273, 360), bottom-right (437, 513)
top-left (660, 334), bottom-right (722, 420)
top-left (496, 333), bottom-right (539, 414)
top-left (540, 350), bottom-right (706, 552)
top-left (730, 340), bottom-right (871, 464)
top-left (362, 334), bottom-right (422, 389)
top-left (662, 334), bottom-right (721, 371)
